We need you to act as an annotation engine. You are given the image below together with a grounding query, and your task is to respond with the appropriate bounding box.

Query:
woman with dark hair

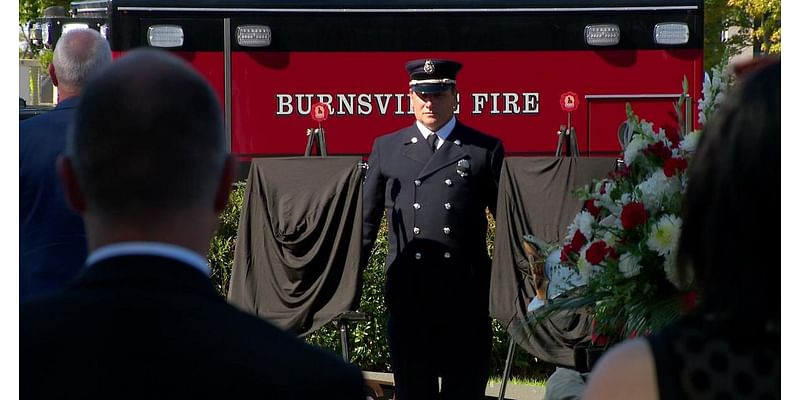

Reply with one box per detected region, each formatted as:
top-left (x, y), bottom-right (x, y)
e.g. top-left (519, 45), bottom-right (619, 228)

top-left (583, 58), bottom-right (780, 400)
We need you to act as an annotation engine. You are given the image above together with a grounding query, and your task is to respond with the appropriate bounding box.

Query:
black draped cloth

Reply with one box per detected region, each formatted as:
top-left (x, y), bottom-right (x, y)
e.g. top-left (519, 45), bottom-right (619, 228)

top-left (489, 157), bottom-right (617, 367)
top-left (227, 157), bottom-right (364, 336)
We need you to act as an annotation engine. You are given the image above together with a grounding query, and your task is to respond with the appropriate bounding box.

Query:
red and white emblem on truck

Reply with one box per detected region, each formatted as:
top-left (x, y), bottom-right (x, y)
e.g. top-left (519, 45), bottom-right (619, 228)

top-left (560, 91), bottom-right (580, 112)
top-left (311, 102), bottom-right (330, 122)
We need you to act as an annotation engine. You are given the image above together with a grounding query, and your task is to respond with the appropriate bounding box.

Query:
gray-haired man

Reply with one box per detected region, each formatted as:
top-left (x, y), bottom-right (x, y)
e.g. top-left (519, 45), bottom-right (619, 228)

top-left (20, 28), bottom-right (112, 300)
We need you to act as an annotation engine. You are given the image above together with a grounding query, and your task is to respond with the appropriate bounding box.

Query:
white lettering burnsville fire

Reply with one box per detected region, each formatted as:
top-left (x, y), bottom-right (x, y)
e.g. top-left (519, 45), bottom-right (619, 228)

top-left (275, 92), bottom-right (539, 116)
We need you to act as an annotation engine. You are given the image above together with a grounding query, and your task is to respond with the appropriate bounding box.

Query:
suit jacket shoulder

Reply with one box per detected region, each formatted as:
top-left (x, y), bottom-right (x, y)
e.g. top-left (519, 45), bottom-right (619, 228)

top-left (21, 256), bottom-right (365, 399)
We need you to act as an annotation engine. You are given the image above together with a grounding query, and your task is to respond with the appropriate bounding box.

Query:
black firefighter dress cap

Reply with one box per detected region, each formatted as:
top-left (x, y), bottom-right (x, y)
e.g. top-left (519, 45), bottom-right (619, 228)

top-left (406, 59), bottom-right (462, 94)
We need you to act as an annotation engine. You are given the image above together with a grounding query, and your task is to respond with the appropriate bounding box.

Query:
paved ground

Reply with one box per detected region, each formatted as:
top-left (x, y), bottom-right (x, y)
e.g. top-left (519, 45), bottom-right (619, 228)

top-left (363, 371), bottom-right (545, 400)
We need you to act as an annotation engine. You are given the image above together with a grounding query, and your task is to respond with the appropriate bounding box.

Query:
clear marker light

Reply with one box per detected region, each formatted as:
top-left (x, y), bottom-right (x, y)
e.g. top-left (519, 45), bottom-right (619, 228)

top-left (584, 24), bottom-right (620, 46)
top-left (236, 25), bottom-right (272, 47)
top-left (147, 25), bottom-right (184, 48)
top-left (654, 23), bottom-right (689, 45)
top-left (62, 23), bottom-right (89, 34)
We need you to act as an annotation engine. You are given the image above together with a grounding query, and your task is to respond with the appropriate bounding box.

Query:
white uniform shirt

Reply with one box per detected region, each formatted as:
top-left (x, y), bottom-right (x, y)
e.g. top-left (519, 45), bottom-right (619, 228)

top-left (416, 117), bottom-right (456, 150)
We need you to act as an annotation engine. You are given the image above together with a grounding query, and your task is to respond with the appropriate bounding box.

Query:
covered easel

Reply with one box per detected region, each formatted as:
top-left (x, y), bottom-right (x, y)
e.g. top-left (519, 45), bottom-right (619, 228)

top-left (228, 102), bottom-right (368, 362)
top-left (489, 157), bottom-right (617, 399)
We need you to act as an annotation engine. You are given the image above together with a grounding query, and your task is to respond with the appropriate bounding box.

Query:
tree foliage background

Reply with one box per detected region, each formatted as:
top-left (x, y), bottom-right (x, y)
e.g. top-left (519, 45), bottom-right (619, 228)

top-left (19, 0), bottom-right (71, 59)
top-left (704, 0), bottom-right (781, 69)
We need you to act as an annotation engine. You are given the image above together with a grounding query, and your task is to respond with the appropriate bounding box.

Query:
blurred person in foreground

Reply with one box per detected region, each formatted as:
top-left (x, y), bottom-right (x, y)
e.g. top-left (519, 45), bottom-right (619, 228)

top-left (583, 58), bottom-right (780, 400)
top-left (20, 48), bottom-right (366, 399)
top-left (20, 28), bottom-right (111, 301)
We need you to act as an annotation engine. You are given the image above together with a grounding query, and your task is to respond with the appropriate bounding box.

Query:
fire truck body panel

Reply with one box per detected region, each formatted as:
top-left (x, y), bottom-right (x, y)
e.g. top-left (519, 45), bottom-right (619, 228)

top-left (72, 0), bottom-right (703, 157)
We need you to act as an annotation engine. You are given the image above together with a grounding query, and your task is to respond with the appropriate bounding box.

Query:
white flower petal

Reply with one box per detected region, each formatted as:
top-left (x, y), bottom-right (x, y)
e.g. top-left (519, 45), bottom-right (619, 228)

top-left (646, 214), bottom-right (682, 256)
top-left (618, 253), bottom-right (642, 278)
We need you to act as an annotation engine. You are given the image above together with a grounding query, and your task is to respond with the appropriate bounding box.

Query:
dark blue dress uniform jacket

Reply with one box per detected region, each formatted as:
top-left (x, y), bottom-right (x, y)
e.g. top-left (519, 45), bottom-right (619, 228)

top-left (20, 97), bottom-right (88, 301)
top-left (363, 121), bottom-right (504, 320)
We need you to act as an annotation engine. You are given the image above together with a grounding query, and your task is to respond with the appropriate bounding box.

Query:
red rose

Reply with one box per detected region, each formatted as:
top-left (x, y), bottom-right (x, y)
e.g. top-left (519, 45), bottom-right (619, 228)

top-left (644, 141), bottom-right (671, 161)
top-left (606, 246), bottom-right (618, 260)
top-left (665, 129), bottom-right (681, 149)
top-left (585, 241), bottom-right (607, 265)
top-left (621, 202), bottom-right (647, 230)
top-left (591, 320), bottom-right (609, 346)
top-left (560, 247), bottom-right (571, 262)
top-left (663, 157), bottom-right (688, 177)
top-left (570, 230), bottom-right (587, 251)
top-left (682, 291), bottom-right (698, 311)
top-left (615, 164), bottom-right (631, 178)
top-left (584, 199), bottom-right (600, 217)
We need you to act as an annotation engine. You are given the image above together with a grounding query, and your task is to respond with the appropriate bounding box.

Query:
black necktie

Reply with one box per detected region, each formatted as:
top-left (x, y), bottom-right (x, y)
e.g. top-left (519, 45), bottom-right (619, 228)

top-left (427, 134), bottom-right (438, 152)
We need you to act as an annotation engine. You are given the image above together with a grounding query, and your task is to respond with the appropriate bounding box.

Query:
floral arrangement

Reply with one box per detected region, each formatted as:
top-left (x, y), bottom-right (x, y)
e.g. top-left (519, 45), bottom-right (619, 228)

top-left (537, 67), bottom-right (732, 341)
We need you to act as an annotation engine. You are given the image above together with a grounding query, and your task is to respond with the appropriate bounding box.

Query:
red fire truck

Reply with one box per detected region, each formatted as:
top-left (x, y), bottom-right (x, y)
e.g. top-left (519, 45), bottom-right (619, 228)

top-left (46, 0), bottom-right (703, 158)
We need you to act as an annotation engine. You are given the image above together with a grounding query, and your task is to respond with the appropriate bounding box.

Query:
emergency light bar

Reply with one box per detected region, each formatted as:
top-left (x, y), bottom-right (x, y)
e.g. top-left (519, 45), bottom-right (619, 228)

top-left (147, 25), bottom-right (184, 48)
top-left (236, 25), bottom-right (272, 47)
top-left (653, 23), bottom-right (689, 45)
top-left (584, 24), bottom-right (620, 46)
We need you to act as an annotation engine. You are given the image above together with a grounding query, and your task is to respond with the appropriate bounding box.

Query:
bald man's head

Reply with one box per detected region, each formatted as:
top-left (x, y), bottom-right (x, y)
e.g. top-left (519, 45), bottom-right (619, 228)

top-left (51, 28), bottom-right (111, 95)
top-left (67, 49), bottom-right (227, 221)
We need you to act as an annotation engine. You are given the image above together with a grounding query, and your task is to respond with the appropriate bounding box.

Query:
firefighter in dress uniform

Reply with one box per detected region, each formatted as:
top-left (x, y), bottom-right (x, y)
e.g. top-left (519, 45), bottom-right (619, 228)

top-left (363, 59), bottom-right (505, 400)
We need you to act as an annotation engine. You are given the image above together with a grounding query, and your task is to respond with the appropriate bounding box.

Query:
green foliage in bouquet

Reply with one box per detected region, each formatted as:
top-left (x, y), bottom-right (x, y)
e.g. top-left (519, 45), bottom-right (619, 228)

top-left (531, 67), bottom-right (733, 342)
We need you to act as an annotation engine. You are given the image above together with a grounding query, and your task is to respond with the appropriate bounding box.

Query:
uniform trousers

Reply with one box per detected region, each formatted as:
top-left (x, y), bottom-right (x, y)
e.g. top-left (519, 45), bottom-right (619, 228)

top-left (388, 313), bottom-right (491, 400)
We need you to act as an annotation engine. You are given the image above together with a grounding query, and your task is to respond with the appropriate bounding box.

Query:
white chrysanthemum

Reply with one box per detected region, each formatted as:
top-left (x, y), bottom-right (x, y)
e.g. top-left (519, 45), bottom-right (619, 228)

top-left (679, 131), bottom-right (701, 153)
top-left (576, 211), bottom-right (594, 239)
top-left (637, 170), bottom-right (680, 212)
top-left (646, 214), bottom-right (682, 256)
top-left (565, 211), bottom-right (594, 243)
top-left (624, 136), bottom-right (646, 166)
top-left (618, 253), bottom-right (642, 278)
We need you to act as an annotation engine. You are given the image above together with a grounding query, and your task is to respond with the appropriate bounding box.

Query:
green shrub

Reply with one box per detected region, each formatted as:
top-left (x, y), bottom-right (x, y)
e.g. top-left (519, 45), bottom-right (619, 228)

top-left (208, 182), bottom-right (245, 297)
top-left (305, 217), bottom-right (392, 371)
top-left (208, 182), bottom-right (553, 380)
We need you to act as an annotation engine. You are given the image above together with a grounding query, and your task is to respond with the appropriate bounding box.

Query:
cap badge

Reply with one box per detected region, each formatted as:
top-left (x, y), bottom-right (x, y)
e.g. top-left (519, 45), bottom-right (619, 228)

top-left (423, 59), bottom-right (435, 74)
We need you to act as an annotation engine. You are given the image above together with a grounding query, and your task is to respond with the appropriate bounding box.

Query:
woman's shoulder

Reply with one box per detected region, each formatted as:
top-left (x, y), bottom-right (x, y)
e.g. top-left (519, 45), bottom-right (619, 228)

top-left (582, 338), bottom-right (659, 400)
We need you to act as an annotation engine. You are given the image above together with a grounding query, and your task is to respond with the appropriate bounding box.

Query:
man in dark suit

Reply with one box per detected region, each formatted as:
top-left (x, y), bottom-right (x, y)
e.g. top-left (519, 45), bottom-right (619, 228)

top-left (363, 59), bottom-right (505, 400)
top-left (20, 49), bottom-right (366, 399)
top-left (20, 28), bottom-right (111, 301)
